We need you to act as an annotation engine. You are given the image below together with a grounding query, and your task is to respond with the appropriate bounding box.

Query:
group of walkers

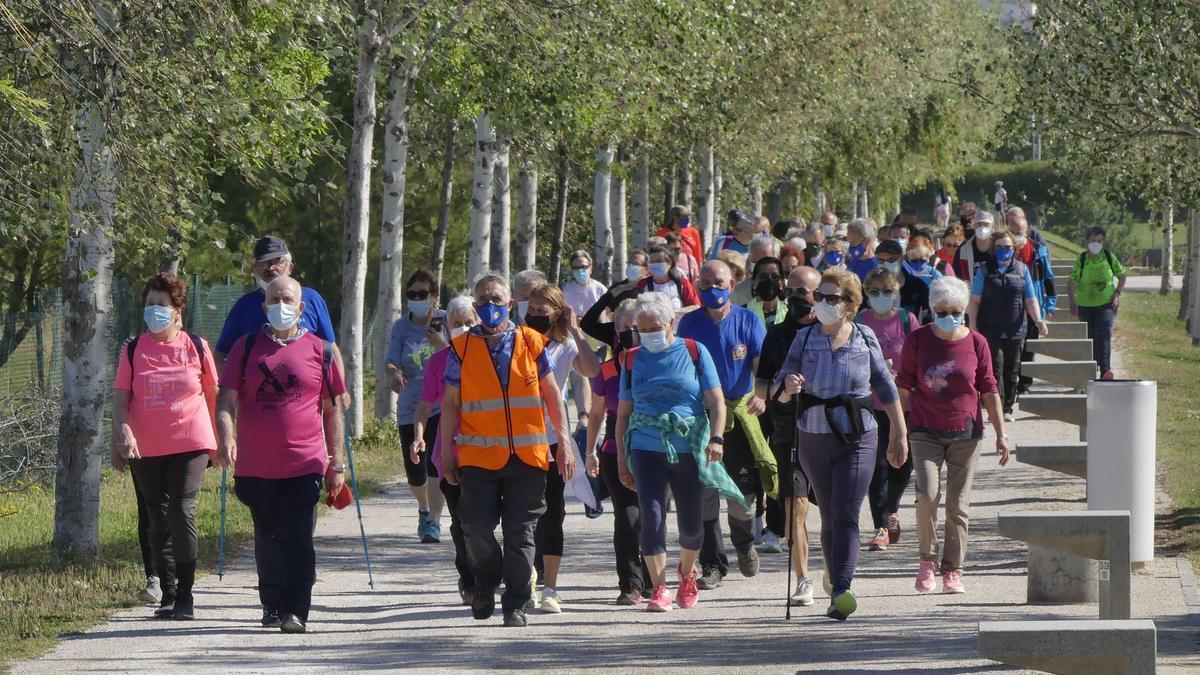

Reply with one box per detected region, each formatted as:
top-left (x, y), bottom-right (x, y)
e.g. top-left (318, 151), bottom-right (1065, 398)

top-left (109, 198), bottom-right (1130, 631)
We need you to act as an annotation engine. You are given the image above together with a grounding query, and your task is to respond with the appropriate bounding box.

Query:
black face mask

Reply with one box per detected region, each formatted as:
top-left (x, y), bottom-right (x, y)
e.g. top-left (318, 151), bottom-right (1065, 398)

top-left (617, 329), bottom-right (639, 351)
top-left (525, 314), bottom-right (552, 335)
top-left (755, 278), bottom-right (781, 301)
top-left (960, 216), bottom-right (973, 228)
top-left (788, 296), bottom-right (814, 323)
top-left (804, 244), bottom-right (822, 264)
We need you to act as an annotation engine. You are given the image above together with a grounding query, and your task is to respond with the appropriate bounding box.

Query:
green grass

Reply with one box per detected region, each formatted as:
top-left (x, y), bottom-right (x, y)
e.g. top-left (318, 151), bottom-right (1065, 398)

top-left (1042, 230), bottom-right (1084, 261)
top-left (1113, 292), bottom-right (1200, 567)
top-left (0, 418), bottom-right (403, 670)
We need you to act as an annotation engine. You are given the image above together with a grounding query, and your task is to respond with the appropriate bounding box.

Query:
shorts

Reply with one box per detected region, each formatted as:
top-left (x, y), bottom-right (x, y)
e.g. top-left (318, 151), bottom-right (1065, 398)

top-left (770, 438), bottom-right (813, 501)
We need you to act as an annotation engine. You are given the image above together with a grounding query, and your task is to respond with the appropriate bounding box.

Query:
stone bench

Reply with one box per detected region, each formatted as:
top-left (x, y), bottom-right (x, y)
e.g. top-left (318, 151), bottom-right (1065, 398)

top-left (998, 510), bottom-right (1132, 620)
top-left (1016, 442), bottom-right (1087, 478)
top-left (1046, 321), bottom-right (1089, 339)
top-left (1022, 361), bottom-right (1098, 391)
top-left (1020, 394), bottom-right (1087, 428)
top-left (1026, 338), bottom-right (1095, 362)
top-left (979, 619), bottom-right (1157, 675)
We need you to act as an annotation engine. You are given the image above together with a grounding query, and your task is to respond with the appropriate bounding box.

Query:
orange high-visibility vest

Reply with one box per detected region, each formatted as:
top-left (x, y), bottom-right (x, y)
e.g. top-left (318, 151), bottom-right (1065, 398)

top-left (451, 326), bottom-right (550, 471)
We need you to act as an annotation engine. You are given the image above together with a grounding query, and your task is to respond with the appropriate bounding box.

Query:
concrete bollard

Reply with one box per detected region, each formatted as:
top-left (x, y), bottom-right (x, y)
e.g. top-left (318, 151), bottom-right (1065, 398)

top-left (1027, 544), bottom-right (1099, 604)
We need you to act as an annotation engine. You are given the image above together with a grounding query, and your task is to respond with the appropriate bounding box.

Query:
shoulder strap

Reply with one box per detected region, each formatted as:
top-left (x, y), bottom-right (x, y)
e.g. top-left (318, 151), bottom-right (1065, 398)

top-left (322, 339), bottom-right (335, 404)
top-left (1079, 250), bottom-right (1088, 268)
top-left (239, 331), bottom-right (259, 387)
top-left (1104, 249), bottom-right (1117, 271)
top-left (682, 338), bottom-right (702, 380)
top-left (622, 346), bottom-right (641, 390)
top-left (901, 310), bottom-right (912, 335)
top-left (126, 335), bottom-right (140, 368)
top-left (186, 331), bottom-right (207, 376)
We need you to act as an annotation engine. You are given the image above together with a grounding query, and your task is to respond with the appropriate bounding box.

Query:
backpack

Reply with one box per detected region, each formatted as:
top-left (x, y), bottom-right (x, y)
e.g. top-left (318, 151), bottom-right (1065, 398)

top-left (238, 331), bottom-right (337, 404)
top-left (125, 332), bottom-right (209, 399)
top-left (622, 338), bottom-right (701, 391)
top-left (1079, 249), bottom-right (1118, 275)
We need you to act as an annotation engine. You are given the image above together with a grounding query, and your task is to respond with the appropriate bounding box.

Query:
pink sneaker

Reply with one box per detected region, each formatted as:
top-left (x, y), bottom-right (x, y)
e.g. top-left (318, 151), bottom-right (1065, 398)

top-left (676, 563), bottom-right (700, 609)
top-left (646, 584), bottom-right (673, 612)
top-left (942, 570), bottom-right (965, 594)
top-left (915, 560), bottom-right (937, 593)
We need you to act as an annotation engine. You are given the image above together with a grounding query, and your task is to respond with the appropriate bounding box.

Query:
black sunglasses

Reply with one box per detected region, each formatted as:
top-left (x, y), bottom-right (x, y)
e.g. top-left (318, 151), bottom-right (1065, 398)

top-left (406, 290), bottom-right (431, 300)
top-left (933, 310), bottom-right (964, 319)
top-left (813, 291), bottom-right (850, 305)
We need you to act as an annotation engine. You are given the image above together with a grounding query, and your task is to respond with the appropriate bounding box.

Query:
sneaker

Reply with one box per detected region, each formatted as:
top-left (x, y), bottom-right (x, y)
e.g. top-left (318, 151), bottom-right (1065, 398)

top-left (737, 547), bottom-right (760, 577)
top-left (539, 587), bottom-right (562, 614)
top-left (426, 520), bottom-right (442, 543)
top-left (826, 589), bottom-right (857, 621)
top-left (1003, 412), bottom-right (1015, 423)
top-left (261, 608), bottom-right (282, 628)
top-left (676, 564), bottom-right (700, 609)
top-left (171, 598), bottom-right (195, 621)
top-left (887, 513), bottom-right (901, 544)
top-left (789, 577), bottom-right (815, 606)
top-left (869, 528), bottom-right (889, 551)
top-left (1101, 370), bottom-right (1115, 380)
top-left (526, 567), bottom-right (539, 610)
top-left (279, 613), bottom-right (306, 634)
top-left (138, 576), bottom-right (162, 604)
top-left (698, 566), bottom-right (724, 590)
top-left (417, 510), bottom-right (437, 543)
top-left (942, 569), bottom-right (966, 594)
top-left (758, 531), bottom-right (783, 554)
top-left (472, 587), bottom-right (496, 620)
top-left (645, 584), bottom-right (673, 612)
top-left (915, 560), bottom-right (937, 593)
top-left (584, 503), bottom-right (605, 519)
top-left (503, 609), bottom-right (527, 627)
top-left (615, 589), bottom-right (642, 606)
top-left (153, 593), bottom-right (176, 619)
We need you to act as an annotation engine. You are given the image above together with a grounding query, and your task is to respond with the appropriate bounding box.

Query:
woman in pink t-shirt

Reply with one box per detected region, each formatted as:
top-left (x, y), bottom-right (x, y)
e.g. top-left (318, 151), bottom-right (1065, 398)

top-left (112, 273), bottom-right (218, 621)
top-left (857, 268), bottom-right (918, 553)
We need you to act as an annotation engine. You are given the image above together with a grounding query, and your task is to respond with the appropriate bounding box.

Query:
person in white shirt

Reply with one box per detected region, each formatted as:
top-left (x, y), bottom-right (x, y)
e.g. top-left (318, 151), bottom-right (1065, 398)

top-left (561, 250), bottom-right (608, 471)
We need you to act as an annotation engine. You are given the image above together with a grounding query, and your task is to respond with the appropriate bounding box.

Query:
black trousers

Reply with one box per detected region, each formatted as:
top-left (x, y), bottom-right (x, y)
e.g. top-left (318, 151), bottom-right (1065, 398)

top-left (439, 479), bottom-right (473, 591)
top-left (1018, 316), bottom-right (1039, 393)
top-left (459, 455), bottom-right (547, 613)
top-left (866, 410), bottom-right (913, 529)
top-left (399, 416), bottom-right (439, 487)
top-left (599, 451), bottom-right (648, 593)
top-left (985, 335), bottom-right (1025, 414)
top-left (234, 474), bottom-right (322, 622)
top-left (534, 445), bottom-right (566, 576)
top-left (133, 473), bottom-right (173, 584)
top-left (130, 450), bottom-right (208, 600)
top-left (699, 417), bottom-right (758, 575)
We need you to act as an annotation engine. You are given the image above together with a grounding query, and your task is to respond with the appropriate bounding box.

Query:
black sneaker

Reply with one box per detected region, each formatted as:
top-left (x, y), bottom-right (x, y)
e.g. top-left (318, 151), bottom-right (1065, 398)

top-left (153, 594), bottom-right (176, 619)
top-left (471, 587), bottom-right (496, 620)
top-left (261, 608), bottom-right (282, 628)
top-left (280, 613), bottom-right (306, 634)
top-left (171, 597), bottom-right (195, 621)
top-left (698, 566), bottom-right (724, 590)
top-left (737, 547), bottom-right (760, 577)
top-left (502, 609), bottom-right (527, 627)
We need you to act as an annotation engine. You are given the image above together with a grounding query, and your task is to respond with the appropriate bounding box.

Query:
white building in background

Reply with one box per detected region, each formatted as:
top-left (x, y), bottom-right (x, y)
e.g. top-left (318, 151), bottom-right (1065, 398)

top-left (982, 0), bottom-right (1037, 30)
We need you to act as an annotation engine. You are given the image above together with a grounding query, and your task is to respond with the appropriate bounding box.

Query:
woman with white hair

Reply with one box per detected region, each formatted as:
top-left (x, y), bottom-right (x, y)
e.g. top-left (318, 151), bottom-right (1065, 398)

top-left (615, 292), bottom-right (741, 613)
top-left (896, 276), bottom-right (1008, 596)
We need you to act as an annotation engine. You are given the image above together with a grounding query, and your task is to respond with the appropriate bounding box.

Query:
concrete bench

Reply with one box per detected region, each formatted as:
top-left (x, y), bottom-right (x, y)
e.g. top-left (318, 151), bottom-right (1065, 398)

top-left (1027, 338), bottom-right (1095, 362)
top-left (1046, 321), bottom-right (1089, 339)
top-left (979, 619), bottom-right (1156, 674)
top-left (1020, 394), bottom-right (1087, 429)
top-left (998, 510), bottom-right (1132, 619)
top-left (1016, 442), bottom-right (1087, 478)
top-left (1021, 361), bottom-right (1098, 391)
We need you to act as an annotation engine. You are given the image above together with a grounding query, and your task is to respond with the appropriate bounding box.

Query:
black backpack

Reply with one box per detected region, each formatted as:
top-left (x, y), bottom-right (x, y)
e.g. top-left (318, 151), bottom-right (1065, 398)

top-left (236, 331), bottom-right (337, 404)
top-left (126, 332), bottom-right (209, 379)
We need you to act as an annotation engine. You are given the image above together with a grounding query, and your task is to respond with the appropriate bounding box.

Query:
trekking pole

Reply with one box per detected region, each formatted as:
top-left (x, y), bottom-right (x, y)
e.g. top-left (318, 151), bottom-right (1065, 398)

top-left (218, 467), bottom-right (228, 580)
top-left (786, 393), bottom-right (802, 620)
top-left (343, 419), bottom-right (375, 588)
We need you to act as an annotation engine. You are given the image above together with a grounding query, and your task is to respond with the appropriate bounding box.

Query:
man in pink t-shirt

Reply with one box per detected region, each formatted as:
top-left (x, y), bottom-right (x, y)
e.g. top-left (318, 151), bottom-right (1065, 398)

top-left (215, 277), bottom-right (346, 634)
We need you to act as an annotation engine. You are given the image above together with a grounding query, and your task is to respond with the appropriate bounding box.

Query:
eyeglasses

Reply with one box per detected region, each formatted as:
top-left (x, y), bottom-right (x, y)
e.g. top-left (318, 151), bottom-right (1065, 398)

top-left (697, 281), bottom-right (730, 291)
top-left (933, 310), bottom-right (964, 319)
top-left (866, 289), bottom-right (895, 298)
top-left (406, 289), bottom-right (431, 300)
top-left (783, 287), bottom-right (811, 298)
top-left (813, 291), bottom-right (850, 305)
top-left (571, 265), bottom-right (590, 271)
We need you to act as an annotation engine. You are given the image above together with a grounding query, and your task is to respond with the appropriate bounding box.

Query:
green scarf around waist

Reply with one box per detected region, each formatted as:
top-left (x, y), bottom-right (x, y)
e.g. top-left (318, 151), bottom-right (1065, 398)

top-left (624, 411), bottom-right (748, 508)
top-left (725, 392), bottom-right (779, 499)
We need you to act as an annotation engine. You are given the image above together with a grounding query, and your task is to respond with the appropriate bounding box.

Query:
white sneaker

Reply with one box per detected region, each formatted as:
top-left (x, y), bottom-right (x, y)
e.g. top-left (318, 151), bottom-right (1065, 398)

top-left (758, 531), bottom-right (783, 553)
top-left (1003, 413), bottom-right (1015, 422)
top-left (138, 575), bottom-right (162, 604)
top-left (789, 577), bottom-right (815, 606)
top-left (539, 587), bottom-right (562, 614)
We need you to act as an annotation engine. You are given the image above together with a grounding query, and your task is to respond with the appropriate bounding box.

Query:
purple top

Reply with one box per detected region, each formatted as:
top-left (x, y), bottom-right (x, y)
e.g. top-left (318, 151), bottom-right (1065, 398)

top-left (419, 347), bottom-right (452, 468)
top-left (590, 362), bottom-right (620, 454)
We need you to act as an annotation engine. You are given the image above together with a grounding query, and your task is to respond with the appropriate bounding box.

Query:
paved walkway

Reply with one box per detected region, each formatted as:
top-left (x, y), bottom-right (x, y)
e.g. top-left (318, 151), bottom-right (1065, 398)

top-left (16, 380), bottom-right (1200, 672)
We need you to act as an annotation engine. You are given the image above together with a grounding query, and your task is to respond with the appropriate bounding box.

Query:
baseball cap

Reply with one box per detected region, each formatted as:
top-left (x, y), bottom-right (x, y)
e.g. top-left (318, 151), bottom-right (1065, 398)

top-left (975, 211), bottom-right (995, 225)
top-left (253, 235), bottom-right (290, 263)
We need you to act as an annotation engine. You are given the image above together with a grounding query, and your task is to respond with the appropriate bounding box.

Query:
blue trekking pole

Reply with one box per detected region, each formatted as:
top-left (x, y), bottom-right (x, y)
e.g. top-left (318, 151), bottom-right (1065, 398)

top-left (218, 468), bottom-right (228, 580)
top-left (343, 419), bottom-right (375, 588)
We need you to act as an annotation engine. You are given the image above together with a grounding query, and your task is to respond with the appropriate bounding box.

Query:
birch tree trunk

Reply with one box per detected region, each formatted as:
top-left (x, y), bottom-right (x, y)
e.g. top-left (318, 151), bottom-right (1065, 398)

top-left (663, 165), bottom-right (677, 227)
top-left (629, 156), bottom-right (650, 250)
top-left (467, 112), bottom-right (496, 281)
top-left (490, 138), bottom-right (511, 278)
top-left (54, 2), bottom-right (119, 560)
top-left (696, 146), bottom-right (715, 254)
top-left (814, 177), bottom-right (826, 216)
top-left (850, 180), bottom-right (860, 218)
top-left (430, 114), bottom-right (456, 292)
top-left (593, 146), bottom-right (615, 285)
top-left (372, 62), bottom-right (413, 421)
top-left (714, 162), bottom-right (724, 226)
top-left (549, 145), bottom-right (569, 284)
top-left (767, 179), bottom-right (787, 225)
top-left (678, 149), bottom-right (693, 211)
top-left (514, 162), bottom-right (538, 272)
top-left (611, 151), bottom-right (628, 279)
top-left (857, 181), bottom-right (869, 221)
top-left (749, 176), bottom-right (763, 216)
top-left (1161, 201), bottom-right (1175, 295)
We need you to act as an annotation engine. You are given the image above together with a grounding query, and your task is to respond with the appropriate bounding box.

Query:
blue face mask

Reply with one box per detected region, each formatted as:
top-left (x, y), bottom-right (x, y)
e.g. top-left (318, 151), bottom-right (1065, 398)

top-left (699, 286), bottom-right (731, 310)
top-left (679, 218), bottom-right (691, 228)
top-left (143, 305), bottom-right (174, 334)
top-left (849, 244), bottom-right (866, 258)
top-left (995, 247), bottom-right (1015, 264)
top-left (640, 329), bottom-right (671, 353)
top-left (867, 294), bottom-right (895, 314)
top-left (572, 268), bottom-right (591, 284)
top-left (408, 300), bottom-right (431, 317)
top-left (823, 252), bottom-right (845, 267)
top-left (476, 302), bottom-right (509, 329)
top-left (907, 258), bottom-right (928, 272)
top-left (933, 313), bottom-right (965, 332)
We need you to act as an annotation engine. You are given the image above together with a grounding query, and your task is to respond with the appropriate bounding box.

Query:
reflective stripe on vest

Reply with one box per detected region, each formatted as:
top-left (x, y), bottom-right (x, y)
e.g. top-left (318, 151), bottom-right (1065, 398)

top-left (461, 396), bottom-right (543, 413)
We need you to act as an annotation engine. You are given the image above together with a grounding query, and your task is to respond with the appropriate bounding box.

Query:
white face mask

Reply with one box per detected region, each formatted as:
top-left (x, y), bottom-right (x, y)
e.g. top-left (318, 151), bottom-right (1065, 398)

top-left (976, 226), bottom-right (993, 240)
top-left (449, 325), bottom-right (469, 339)
top-left (640, 329), bottom-right (671, 353)
top-left (1088, 241), bottom-right (1104, 255)
top-left (517, 300), bottom-right (530, 321)
top-left (649, 262), bottom-right (671, 280)
top-left (143, 305), bottom-right (175, 334)
top-left (256, 275), bottom-right (271, 292)
top-left (267, 302), bottom-right (300, 331)
top-left (1013, 235), bottom-right (1027, 249)
top-left (813, 301), bottom-right (843, 325)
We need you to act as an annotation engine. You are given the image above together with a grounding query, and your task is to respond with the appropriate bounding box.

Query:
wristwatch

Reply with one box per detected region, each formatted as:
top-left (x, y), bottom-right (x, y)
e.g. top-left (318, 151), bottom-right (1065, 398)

top-left (330, 464), bottom-right (348, 473)
top-left (709, 436), bottom-right (725, 446)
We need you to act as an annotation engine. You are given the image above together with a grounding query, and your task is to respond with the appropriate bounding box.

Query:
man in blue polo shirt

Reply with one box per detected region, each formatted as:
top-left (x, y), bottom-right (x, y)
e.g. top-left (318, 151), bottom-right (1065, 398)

top-left (215, 236), bottom-right (337, 366)
top-left (677, 259), bottom-right (771, 590)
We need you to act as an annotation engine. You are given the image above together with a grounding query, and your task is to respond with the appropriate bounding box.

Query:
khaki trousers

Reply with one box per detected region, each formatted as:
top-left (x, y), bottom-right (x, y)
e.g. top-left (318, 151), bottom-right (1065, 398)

top-left (910, 431), bottom-right (982, 573)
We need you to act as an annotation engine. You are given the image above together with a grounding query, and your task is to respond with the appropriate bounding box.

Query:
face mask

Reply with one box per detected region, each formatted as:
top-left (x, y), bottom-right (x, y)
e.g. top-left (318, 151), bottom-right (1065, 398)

top-left (449, 325), bottom-right (469, 339)
top-left (976, 226), bottom-right (993, 240)
top-left (880, 261), bottom-right (901, 276)
top-left (823, 252), bottom-right (845, 267)
top-left (524, 314), bottom-right (552, 334)
top-left (649, 262), bottom-right (671, 279)
top-left (679, 218), bottom-right (691, 228)
top-left (640, 330), bottom-right (671, 353)
top-left (933, 313), bottom-right (965, 332)
top-left (813, 300), bottom-right (843, 325)
top-left (995, 247), bottom-right (1015, 263)
top-left (907, 258), bottom-right (928, 272)
top-left (960, 216), bottom-right (973, 227)
top-left (699, 286), bottom-right (731, 310)
top-left (516, 300), bottom-right (530, 321)
top-left (894, 238), bottom-right (908, 252)
top-left (477, 302), bottom-right (510, 329)
top-left (143, 305), bottom-right (174, 334)
top-left (573, 268), bottom-right (591, 284)
top-left (822, 224), bottom-right (834, 237)
top-left (849, 244), bottom-right (866, 258)
top-left (1088, 241), bottom-right (1104, 255)
top-left (408, 300), bottom-right (431, 317)
top-left (804, 244), bottom-right (822, 262)
top-left (255, 276), bottom-right (271, 292)
top-left (868, 294), bottom-right (895, 314)
top-left (755, 279), bottom-right (780, 301)
top-left (788, 296), bottom-right (814, 322)
top-left (267, 302), bottom-right (300, 331)
top-left (617, 329), bottom-right (639, 350)
top-left (1013, 235), bottom-right (1027, 249)
top-left (625, 264), bottom-right (644, 281)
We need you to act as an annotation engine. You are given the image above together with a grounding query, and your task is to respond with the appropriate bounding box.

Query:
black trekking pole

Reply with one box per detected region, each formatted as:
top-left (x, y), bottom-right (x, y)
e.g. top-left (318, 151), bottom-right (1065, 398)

top-left (785, 393), bottom-right (801, 620)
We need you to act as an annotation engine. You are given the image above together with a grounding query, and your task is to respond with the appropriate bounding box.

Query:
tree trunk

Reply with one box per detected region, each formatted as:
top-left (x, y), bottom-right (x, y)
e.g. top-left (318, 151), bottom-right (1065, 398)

top-left (629, 156), bottom-right (650, 250)
top-left (696, 146), bottom-right (715, 254)
top-left (1161, 201), bottom-right (1175, 295)
top-left (662, 165), bottom-right (676, 228)
top-left (714, 162), bottom-right (724, 228)
top-left (467, 112), bottom-right (496, 281)
top-left (371, 62), bottom-right (413, 421)
top-left (549, 145), bottom-right (569, 284)
top-left (54, 3), bottom-right (119, 560)
top-left (749, 176), bottom-right (763, 216)
top-left (430, 114), bottom-right (456, 292)
top-left (489, 138), bottom-right (511, 278)
top-left (857, 181), bottom-right (869, 221)
top-left (610, 151), bottom-right (627, 280)
top-left (593, 145), bottom-right (615, 285)
top-left (1180, 208), bottom-right (1196, 322)
top-left (339, 17), bottom-right (383, 439)
top-left (767, 178), bottom-right (787, 225)
top-left (850, 180), bottom-right (860, 218)
top-left (814, 177), bottom-right (826, 216)
top-left (678, 149), bottom-right (693, 211)
top-left (514, 162), bottom-right (538, 272)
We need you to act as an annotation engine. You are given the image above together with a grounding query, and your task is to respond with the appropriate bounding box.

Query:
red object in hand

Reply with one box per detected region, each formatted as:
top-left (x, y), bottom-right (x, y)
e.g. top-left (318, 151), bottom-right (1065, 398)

top-left (326, 482), bottom-right (354, 510)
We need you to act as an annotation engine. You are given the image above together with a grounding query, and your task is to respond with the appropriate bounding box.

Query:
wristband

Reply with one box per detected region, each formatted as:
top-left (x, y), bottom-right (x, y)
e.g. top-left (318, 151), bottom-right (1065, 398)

top-left (330, 464), bottom-right (347, 473)
top-left (709, 436), bottom-right (725, 446)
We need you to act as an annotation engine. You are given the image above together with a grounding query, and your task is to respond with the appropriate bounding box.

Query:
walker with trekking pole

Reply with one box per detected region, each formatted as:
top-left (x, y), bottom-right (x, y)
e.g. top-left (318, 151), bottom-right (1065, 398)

top-left (785, 395), bottom-right (799, 620)
top-left (343, 416), bottom-right (376, 588)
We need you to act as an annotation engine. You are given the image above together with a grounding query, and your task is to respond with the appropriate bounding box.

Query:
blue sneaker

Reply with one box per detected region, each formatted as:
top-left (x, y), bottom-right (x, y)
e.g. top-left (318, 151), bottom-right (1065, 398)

top-left (417, 510), bottom-right (438, 543)
top-left (585, 503), bottom-right (605, 519)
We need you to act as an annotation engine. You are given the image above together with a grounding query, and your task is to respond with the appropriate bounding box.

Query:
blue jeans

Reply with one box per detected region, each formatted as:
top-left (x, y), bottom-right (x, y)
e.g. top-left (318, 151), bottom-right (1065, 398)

top-left (630, 450), bottom-right (705, 555)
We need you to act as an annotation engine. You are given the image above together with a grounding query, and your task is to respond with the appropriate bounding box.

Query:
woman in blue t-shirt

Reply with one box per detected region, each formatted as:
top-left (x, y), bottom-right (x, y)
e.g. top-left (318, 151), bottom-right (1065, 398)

top-left (616, 292), bottom-right (740, 614)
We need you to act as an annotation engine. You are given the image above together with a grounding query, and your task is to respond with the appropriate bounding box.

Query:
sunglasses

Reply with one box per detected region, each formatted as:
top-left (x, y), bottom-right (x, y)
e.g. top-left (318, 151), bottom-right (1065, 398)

top-left (866, 289), bottom-right (895, 298)
top-left (406, 290), bottom-right (431, 300)
top-left (783, 287), bottom-right (811, 298)
top-left (933, 310), bottom-right (964, 319)
top-left (571, 265), bottom-right (590, 271)
top-left (813, 291), bottom-right (850, 305)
